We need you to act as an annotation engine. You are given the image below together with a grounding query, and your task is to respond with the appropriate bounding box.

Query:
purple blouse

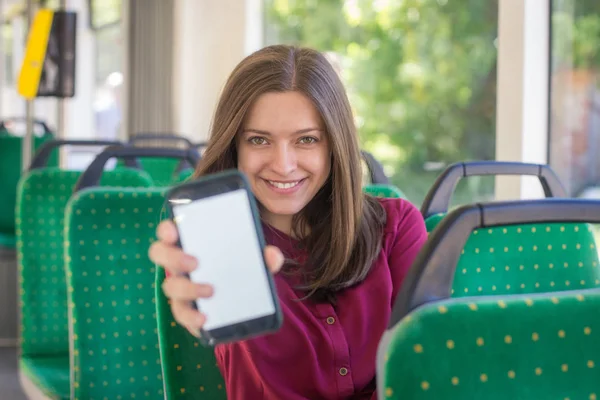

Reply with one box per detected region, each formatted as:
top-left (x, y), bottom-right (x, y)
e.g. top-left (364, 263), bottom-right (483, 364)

top-left (215, 198), bottom-right (428, 399)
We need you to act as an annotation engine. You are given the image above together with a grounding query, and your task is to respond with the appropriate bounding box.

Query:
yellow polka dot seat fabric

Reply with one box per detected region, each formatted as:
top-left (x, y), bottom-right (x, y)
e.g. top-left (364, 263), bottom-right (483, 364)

top-left (16, 167), bottom-right (153, 399)
top-left (363, 184), bottom-right (406, 199)
top-left (425, 214), bottom-right (600, 297)
top-left (65, 188), bottom-right (167, 399)
top-left (155, 267), bottom-right (226, 399)
top-left (378, 289), bottom-right (600, 399)
top-left (452, 223), bottom-right (599, 296)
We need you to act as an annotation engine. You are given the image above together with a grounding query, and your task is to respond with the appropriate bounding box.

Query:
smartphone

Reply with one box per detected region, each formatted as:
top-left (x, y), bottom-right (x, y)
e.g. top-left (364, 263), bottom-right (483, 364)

top-left (166, 169), bottom-right (283, 346)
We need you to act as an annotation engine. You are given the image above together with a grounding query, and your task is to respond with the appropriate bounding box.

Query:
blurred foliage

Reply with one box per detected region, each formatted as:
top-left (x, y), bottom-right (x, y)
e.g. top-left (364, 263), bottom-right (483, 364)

top-left (264, 0), bottom-right (499, 205)
top-left (264, 0), bottom-right (600, 205)
top-left (552, 1), bottom-right (600, 69)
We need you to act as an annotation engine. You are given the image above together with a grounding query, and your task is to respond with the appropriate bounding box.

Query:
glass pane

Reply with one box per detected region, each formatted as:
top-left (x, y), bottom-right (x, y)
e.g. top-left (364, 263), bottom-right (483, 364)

top-left (550, 0), bottom-right (600, 199)
top-left (89, 0), bottom-right (122, 30)
top-left (94, 24), bottom-right (123, 140)
top-left (263, 0), bottom-right (499, 206)
top-left (1, 23), bottom-right (13, 85)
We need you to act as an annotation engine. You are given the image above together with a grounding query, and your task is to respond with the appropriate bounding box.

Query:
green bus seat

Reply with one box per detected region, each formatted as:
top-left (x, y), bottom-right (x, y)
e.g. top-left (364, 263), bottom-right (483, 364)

top-left (16, 168), bottom-right (153, 399)
top-left (155, 267), bottom-right (226, 400)
top-left (62, 146), bottom-right (200, 399)
top-left (378, 199), bottom-right (600, 400)
top-left (0, 132), bottom-right (57, 243)
top-left (65, 187), bottom-right (167, 399)
top-left (363, 184), bottom-right (406, 199)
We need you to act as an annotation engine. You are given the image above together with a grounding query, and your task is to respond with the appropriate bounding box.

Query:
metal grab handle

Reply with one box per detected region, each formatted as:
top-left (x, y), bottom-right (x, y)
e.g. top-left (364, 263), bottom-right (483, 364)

top-left (420, 161), bottom-right (567, 219)
top-left (29, 139), bottom-right (129, 170)
top-left (74, 145), bottom-right (201, 192)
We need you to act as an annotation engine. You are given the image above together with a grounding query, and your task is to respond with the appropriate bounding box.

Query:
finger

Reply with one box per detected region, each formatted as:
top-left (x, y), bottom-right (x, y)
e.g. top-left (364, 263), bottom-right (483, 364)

top-left (149, 241), bottom-right (198, 274)
top-left (156, 220), bottom-right (179, 244)
top-left (185, 325), bottom-right (202, 338)
top-left (264, 245), bottom-right (284, 274)
top-left (162, 276), bottom-right (214, 301)
top-left (171, 300), bottom-right (206, 329)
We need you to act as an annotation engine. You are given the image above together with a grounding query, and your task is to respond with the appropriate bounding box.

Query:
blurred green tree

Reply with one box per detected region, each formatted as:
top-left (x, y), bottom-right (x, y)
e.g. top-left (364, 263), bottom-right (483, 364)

top-left (264, 0), bottom-right (499, 205)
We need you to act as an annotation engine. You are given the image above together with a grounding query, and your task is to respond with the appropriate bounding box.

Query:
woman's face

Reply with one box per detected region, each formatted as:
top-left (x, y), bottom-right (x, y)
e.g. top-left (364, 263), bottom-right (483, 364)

top-left (237, 91), bottom-right (331, 231)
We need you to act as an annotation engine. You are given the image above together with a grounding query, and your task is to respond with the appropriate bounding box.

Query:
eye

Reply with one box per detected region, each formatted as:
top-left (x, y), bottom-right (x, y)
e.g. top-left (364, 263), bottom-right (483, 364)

top-left (248, 136), bottom-right (268, 145)
top-left (298, 136), bottom-right (318, 145)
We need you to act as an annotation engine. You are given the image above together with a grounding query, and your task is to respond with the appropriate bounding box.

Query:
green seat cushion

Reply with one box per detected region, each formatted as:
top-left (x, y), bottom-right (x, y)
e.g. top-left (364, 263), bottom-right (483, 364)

top-left (380, 289), bottom-right (600, 399)
top-left (20, 355), bottom-right (70, 400)
top-left (156, 267), bottom-right (226, 399)
top-left (65, 188), bottom-right (168, 399)
top-left (16, 168), bottom-right (153, 358)
top-left (363, 184), bottom-right (406, 199)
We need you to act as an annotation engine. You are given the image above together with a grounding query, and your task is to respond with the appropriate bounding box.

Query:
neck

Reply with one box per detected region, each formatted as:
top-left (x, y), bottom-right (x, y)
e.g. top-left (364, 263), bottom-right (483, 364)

top-left (263, 211), bottom-right (294, 235)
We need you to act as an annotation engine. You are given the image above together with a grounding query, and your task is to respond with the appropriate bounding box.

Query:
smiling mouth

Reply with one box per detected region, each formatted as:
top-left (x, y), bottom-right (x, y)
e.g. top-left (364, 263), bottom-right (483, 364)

top-left (265, 179), bottom-right (305, 189)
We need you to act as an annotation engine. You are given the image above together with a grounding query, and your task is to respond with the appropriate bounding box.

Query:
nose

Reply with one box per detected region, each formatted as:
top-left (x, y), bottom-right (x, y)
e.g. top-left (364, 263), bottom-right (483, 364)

top-left (270, 143), bottom-right (297, 176)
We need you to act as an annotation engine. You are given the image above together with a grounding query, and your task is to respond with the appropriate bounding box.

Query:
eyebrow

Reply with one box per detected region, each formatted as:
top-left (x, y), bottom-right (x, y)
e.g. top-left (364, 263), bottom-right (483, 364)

top-left (242, 128), bottom-right (323, 135)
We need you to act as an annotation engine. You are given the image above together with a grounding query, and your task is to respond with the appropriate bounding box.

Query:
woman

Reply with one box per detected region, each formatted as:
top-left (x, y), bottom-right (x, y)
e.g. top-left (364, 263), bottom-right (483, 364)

top-left (149, 45), bottom-right (428, 399)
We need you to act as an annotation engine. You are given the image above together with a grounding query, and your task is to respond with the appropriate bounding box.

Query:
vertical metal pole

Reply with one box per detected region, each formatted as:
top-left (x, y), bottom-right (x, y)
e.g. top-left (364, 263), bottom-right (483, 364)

top-left (57, 0), bottom-right (67, 167)
top-left (121, 0), bottom-right (131, 142)
top-left (23, 0), bottom-right (34, 172)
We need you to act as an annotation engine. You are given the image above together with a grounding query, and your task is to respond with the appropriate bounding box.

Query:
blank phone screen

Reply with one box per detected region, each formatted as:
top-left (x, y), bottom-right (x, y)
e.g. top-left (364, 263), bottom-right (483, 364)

top-left (172, 189), bottom-right (276, 331)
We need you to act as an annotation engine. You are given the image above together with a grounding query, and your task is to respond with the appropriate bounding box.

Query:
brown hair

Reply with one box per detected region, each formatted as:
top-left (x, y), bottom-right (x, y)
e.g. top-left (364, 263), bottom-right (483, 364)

top-left (194, 45), bottom-right (385, 301)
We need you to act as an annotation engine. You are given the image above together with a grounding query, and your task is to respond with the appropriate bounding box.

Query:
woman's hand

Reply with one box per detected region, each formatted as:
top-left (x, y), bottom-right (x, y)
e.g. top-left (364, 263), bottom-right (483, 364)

top-left (149, 219), bottom-right (284, 337)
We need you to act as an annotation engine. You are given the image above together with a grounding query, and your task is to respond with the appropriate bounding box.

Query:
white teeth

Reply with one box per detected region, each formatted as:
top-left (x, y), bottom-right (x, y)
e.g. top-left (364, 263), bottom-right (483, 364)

top-left (268, 180), bottom-right (300, 189)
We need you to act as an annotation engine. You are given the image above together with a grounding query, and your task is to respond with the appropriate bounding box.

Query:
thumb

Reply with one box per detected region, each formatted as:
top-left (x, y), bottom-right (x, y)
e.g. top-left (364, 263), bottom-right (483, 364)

top-left (264, 245), bottom-right (284, 275)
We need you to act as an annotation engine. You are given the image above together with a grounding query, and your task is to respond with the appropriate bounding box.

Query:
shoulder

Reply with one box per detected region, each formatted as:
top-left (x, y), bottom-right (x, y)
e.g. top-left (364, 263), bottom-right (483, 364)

top-left (375, 197), bottom-right (425, 236)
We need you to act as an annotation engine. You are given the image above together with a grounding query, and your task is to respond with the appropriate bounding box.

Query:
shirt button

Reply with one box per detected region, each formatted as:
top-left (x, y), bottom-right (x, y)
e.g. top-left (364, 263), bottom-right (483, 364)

top-left (339, 367), bottom-right (348, 376)
top-left (326, 317), bottom-right (335, 325)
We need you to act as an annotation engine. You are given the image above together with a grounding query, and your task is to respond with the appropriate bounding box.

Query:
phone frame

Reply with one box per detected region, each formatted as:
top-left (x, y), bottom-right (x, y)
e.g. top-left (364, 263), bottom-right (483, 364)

top-left (165, 169), bottom-right (283, 346)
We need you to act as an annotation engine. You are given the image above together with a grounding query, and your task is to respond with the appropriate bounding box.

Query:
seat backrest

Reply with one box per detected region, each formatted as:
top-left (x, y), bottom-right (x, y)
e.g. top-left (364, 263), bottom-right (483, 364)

top-left (0, 133), bottom-right (57, 236)
top-left (377, 289), bottom-right (600, 400)
top-left (363, 184), bottom-right (406, 199)
top-left (155, 267), bottom-right (226, 399)
top-left (16, 168), bottom-right (153, 358)
top-left (65, 187), bottom-right (167, 399)
top-left (138, 158), bottom-right (184, 186)
top-left (451, 222), bottom-right (599, 297)
top-left (425, 213), bottom-right (600, 297)
top-left (116, 157), bottom-right (189, 186)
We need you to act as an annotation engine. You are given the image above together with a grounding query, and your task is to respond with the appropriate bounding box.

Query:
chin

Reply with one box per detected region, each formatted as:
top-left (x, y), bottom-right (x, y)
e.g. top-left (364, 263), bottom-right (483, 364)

top-left (264, 204), bottom-right (304, 216)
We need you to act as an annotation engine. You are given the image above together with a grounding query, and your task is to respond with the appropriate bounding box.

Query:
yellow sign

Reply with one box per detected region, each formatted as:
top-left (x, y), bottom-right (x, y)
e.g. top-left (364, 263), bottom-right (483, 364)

top-left (17, 9), bottom-right (55, 99)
